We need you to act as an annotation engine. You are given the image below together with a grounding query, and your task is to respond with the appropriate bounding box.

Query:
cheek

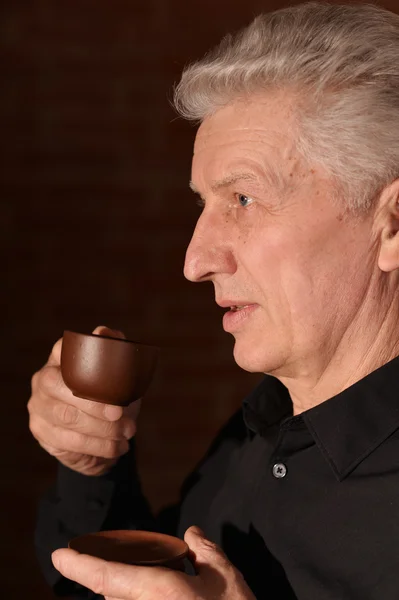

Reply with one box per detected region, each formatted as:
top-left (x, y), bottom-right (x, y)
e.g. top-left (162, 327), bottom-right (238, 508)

top-left (239, 232), bottom-right (294, 320)
top-left (275, 239), bottom-right (367, 327)
top-left (240, 227), bottom-right (339, 323)
top-left (238, 210), bottom-right (370, 316)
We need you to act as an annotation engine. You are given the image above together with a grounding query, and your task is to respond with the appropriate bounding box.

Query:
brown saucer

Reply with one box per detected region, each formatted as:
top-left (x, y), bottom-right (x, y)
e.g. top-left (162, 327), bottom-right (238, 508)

top-left (61, 330), bottom-right (159, 406)
top-left (68, 530), bottom-right (189, 571)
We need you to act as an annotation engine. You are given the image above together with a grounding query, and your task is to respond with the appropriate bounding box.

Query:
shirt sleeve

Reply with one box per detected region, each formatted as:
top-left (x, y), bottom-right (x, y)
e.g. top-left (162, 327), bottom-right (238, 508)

top-left (35, 437), bottom-right (154, 598)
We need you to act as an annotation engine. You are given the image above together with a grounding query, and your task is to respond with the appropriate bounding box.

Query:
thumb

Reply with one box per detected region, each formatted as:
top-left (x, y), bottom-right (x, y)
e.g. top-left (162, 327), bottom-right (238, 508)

top-left (92, 325), bottom-right (126, 340)
top-left (184, 526), bottom-right (231, 574)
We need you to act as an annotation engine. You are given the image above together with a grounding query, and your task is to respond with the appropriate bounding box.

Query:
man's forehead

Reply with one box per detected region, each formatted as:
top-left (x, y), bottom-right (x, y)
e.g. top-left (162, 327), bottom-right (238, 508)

top-left (193, 92), bottom-right (296, 154)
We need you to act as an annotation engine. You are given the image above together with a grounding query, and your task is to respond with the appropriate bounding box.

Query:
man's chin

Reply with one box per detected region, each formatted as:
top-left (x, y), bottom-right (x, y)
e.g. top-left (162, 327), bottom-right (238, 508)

top-left (232, 342), bottom-right (266, 374)
top-left (232, 339), bottom-right (285, 375)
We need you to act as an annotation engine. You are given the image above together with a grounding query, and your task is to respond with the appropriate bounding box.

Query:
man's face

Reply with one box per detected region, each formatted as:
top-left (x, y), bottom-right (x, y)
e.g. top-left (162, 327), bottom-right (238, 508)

top-left (184, 93), bottom-right (376, 376)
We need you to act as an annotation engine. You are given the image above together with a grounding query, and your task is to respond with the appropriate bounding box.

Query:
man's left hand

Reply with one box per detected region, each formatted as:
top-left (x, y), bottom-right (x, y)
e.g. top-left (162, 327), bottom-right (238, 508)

top-left (52, 526), bottom-right (255, 600)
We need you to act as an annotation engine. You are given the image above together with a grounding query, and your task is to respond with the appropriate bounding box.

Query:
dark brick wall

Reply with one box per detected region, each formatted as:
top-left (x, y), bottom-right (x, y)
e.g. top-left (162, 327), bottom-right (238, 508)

top-left (1, 1), bottom-right (397, 597)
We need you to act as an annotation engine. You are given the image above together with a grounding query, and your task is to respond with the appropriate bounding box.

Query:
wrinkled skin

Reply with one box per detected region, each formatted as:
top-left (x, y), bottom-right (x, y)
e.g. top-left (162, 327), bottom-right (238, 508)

top-left (184, 92), bottom-right (399, 413)
top-left (52, 526), bottom-right (256, 600)
top-left (37, 88), bottom-right (399, 599)
top-left (28, 325), bottom-right (140, 476)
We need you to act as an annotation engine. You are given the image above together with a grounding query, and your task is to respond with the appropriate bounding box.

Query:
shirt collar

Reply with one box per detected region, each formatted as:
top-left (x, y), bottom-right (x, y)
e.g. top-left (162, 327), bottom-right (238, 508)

top-left (243, 375), bottom-right (292, 435)
top-left (243, 355), bottom-right (399, 480)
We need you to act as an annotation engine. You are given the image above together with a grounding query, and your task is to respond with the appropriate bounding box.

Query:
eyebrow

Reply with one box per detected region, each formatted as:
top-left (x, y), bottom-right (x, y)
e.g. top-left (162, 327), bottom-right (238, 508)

top-left (189, 172), bottom-right (262, 195)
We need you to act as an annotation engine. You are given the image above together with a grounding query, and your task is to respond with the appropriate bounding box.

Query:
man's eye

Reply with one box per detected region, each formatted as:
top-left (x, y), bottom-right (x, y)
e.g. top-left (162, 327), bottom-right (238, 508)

top-left (237, 194), bottom-right (254, 207)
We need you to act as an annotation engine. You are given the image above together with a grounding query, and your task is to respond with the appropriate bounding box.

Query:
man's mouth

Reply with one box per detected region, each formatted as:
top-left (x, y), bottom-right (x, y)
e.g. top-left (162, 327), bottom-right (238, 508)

top-left (229, 305), bottom-right (251, 312)
top-left (221, 303), bottom-right (259, 333)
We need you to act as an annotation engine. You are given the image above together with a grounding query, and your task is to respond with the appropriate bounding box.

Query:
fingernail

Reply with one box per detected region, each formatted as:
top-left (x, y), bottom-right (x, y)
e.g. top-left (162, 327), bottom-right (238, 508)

top-left (104, 405), bottom-right (123, 421)
top-left (123, 421), bottom-right (135, 439)
top-left (92, 325), bottom-right (108, 335)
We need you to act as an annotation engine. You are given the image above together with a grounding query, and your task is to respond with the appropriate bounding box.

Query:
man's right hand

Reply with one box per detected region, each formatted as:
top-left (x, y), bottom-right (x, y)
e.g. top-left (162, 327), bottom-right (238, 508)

top-left (28, 326), bottom-right (140, 476)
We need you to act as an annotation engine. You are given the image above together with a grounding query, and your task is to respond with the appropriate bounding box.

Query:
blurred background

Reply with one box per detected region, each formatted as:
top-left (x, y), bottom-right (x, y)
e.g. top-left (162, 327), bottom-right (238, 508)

top-left (1, 0), bottom-right (397, 598)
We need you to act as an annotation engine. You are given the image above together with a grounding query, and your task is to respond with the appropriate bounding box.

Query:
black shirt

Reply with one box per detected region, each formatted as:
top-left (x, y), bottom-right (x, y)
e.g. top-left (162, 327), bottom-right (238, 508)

top-left (35, 356), bottom-right (399, 599)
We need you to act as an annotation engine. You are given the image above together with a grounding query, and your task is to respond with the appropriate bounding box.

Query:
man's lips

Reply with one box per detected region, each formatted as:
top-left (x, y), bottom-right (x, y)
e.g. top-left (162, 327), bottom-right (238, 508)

top-left (216, 300), bottom-right (260, 333)
top-left (216, 300), bottom-right (257, 310)
top-left (221, 303), bottom-right (259, 332)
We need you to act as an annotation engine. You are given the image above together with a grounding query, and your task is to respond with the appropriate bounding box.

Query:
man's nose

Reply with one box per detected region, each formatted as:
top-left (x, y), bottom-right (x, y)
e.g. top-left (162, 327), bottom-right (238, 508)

top-left (183, 209), bottom-right (236, 282)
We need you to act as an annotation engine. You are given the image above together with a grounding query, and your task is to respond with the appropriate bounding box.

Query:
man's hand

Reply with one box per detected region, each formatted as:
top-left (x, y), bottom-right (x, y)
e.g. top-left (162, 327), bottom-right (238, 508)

top-left (28, 325), bottom-right (140, 476)
top-left (51, 526), bottom-right (256, 600)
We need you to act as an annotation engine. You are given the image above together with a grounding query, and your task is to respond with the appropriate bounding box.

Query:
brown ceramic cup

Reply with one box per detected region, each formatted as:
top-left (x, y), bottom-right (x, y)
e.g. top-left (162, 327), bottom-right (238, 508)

top-left (60, 330), bottom-right (159, 406)
top-left (68, 530), bottom-right (189, 571)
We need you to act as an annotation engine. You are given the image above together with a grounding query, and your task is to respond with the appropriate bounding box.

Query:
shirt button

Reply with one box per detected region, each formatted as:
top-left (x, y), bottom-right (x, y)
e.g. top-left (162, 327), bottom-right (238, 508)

top-left (272, 463), bottom-right (287, 479)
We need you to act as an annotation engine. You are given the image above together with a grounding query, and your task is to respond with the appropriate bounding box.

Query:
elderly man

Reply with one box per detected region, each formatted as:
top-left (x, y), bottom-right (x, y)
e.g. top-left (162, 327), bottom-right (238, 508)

top-left (29, 2), bottom-right (399, 599)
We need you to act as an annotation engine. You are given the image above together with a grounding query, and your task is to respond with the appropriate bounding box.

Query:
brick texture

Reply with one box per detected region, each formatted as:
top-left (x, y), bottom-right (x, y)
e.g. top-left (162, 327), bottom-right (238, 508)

top-left (1, 1), bottom-right (397, 598)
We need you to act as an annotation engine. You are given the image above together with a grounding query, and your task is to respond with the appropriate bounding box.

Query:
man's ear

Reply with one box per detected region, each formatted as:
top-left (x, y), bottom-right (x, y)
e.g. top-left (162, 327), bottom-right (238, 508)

top-left (377, 179), bottom-right (399, 273)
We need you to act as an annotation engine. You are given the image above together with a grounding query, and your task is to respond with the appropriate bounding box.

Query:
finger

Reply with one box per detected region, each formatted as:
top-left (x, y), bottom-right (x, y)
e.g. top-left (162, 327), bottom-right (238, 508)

top-left (33, 417), bottom-right (130, 459)
top-left (123, 399), bottom-right (142, 420)
top-left (36, 395), bottom-right (136, 440)
top-left (47, 337), bottom-right (63, 367)
top-left (33, 365), bottom-right (124, 422)
top-left (184, 526), bottom-right (230, 572)
top-left (52, 549), bottom-right (177, 599)
top-left (184, 526), bottom-right (253, 597)
top-left (93, 325), bottom-right (126, 340)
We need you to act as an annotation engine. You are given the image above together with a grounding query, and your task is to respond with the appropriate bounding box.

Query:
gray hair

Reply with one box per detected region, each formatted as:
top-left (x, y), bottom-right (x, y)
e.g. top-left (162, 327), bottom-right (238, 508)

top-left (173, 2), bottom-right (399, 212)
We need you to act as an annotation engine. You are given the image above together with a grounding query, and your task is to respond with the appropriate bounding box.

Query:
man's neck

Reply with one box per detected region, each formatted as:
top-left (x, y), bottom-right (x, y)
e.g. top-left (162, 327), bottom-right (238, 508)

top-left (278, 301), bottom-right (399, 416)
